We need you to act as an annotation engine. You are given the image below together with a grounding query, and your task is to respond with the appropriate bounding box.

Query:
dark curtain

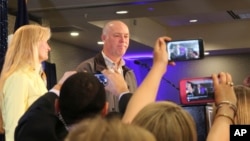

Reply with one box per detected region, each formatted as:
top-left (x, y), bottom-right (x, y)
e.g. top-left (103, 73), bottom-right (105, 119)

top-left (14, 0), bottom-right (29, 33)
top-left (43, 61), bottom-right (57, 90)
top-left (0, 0), bottom-right (7, 139)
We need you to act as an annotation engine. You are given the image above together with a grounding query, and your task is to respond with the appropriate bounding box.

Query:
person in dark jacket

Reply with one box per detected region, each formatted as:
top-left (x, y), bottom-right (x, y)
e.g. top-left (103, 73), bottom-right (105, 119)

top-left (14, 71), bottom-right (131, 141)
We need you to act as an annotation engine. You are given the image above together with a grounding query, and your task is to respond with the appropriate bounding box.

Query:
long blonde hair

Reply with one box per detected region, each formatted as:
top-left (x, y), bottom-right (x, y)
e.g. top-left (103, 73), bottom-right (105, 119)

top-left (0, 24), bottom-right (51, 103)
top-left (132, 101), bottom-right (197, 141)
top-left (65, 116), bottom-right (156, 141)
top-left (234, 85), bottom-right (250, 124)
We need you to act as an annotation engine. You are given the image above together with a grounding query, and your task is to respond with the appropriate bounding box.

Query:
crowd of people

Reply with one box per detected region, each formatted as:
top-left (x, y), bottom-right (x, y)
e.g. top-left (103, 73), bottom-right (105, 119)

top-left (0, 20), bottom-right (249, 141)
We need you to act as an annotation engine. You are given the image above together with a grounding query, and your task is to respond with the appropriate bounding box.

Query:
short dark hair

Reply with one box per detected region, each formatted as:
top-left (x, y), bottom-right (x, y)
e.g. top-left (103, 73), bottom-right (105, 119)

top-left (59, 72), bottom-right (106, 125)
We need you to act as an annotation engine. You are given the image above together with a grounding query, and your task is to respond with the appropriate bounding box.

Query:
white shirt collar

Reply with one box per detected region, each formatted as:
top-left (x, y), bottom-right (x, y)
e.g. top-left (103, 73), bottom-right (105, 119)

top-left (101, 51), bottom-right (125, 74)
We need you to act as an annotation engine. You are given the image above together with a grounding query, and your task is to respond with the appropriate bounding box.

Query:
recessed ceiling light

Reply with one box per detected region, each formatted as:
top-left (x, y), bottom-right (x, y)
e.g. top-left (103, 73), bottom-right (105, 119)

top-left (204, 52), bottom-right (210, 55)
top-left (116, 10), bottom-right (128, 14)
top-left (97, 41), bottom-right (104, 45)
top-left (70, 32), bottom-right (79, 36)
top-left (189, 19), bottom-right (198, 23)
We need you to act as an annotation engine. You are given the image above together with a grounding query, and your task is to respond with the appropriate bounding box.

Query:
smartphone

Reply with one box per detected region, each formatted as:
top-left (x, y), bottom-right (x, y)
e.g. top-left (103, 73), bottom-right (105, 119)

top-left (94, 73), bottom-right (108, 86)
top-left (179, 77), bottom-right (214, 105)
top-left (167, 39), bottom-right (204, 61)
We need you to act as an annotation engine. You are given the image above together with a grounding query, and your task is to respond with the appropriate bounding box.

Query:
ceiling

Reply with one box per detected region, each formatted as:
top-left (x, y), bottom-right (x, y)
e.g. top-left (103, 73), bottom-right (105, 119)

top-left (8, 0), bottom-right (250, 57)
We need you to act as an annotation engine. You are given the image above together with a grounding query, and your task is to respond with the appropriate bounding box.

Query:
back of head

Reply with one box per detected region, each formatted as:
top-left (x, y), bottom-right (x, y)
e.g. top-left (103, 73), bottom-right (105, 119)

top-left (234, 85), bottom-right (250, 124)
top-left (59, 72), bottom-right (106, 125)
top-left (65, 116), bottom-right (156, 141)
top-left (132, 101), bottom-right (197, 141)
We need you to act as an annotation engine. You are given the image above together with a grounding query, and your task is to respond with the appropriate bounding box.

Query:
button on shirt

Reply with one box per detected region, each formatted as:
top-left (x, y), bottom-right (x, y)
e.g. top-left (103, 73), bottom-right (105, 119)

top-left (101, 51), bottom-right (125, 74)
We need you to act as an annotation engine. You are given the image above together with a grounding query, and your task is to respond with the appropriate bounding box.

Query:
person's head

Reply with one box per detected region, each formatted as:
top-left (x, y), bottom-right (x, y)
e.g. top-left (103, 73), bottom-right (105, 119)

top-left (186, 82), bottom-right (194, 93)
top-left (65, 116), bottom-right (156, 141)
top-left (187, 48), bottom-right (194, 56)
top-left (57, 72), bottom-right (108, 125)
top-left (6, 24), bottom-right (51, 68)
top-left (233, 85), bottom-right (250, 124)
top-left (243, 75), bottom-right (250, 87)
top-left (101, 20), bottom-right (129, 62)
top-left (132, 101), bottom-right (197, 141)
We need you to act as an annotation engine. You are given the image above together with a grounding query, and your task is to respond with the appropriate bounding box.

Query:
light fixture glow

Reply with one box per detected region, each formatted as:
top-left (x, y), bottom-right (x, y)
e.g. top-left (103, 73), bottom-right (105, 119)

top-left (116, 10), bottom-right (128, 14)
top-left (204, 52), bottom-right (210, 55)
top-left (189, 19), bottom-right (198, 23)
top-left (70, 32), bottom-right (79, 36)
top-left (124, 54), bottom-right (153, 60)
top-left (97, 41), bottom-right (104, 45)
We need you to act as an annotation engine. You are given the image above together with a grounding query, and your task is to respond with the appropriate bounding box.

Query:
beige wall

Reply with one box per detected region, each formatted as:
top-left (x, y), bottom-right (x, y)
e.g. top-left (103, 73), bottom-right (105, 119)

top-left (8, 15), bottom-right (15, 34)
top-left (49, 40), bottom-right (97, 80)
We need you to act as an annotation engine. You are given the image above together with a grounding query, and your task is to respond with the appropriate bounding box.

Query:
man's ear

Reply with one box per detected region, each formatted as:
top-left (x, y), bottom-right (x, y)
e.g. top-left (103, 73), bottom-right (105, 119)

top-left (101, 102), bottom-right (109, 117)
top-left (54, 98), bottom-right (60, 114)
top-left (101, 34), bottom-right (107, 41)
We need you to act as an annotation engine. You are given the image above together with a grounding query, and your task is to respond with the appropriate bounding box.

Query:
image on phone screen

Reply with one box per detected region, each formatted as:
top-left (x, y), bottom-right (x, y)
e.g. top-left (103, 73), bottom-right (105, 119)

top-left (94, 73), bottom-right (108, 86)
top-left (167, 39), bottom-right (204, 61)
top-left (180, 77), bottom-right (214, 105)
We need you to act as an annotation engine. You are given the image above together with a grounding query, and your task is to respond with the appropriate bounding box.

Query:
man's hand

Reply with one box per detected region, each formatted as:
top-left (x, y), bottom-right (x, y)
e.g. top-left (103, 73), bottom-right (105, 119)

top-left (102, 69), bottom-right (129, 96)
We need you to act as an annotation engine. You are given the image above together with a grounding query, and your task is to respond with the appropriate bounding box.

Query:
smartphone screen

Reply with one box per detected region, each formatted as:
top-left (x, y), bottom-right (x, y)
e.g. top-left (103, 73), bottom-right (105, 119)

top-left (179, 77), bottom-right (214, 105)
top-left (94, 73), bottom-right (108, 86)
top-left (167, 39), bottom-right (204, 61)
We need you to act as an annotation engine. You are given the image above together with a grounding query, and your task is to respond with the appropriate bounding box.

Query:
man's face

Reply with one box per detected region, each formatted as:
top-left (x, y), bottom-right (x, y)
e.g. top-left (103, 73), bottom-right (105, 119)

top-left (103, 23), bottom-right (129, 59)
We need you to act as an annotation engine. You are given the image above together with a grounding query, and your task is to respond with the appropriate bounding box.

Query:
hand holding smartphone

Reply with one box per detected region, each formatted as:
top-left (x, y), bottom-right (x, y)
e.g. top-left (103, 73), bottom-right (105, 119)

top-left (179, 77), bottom-right (214, 105)
top-left (94, 73), bottom-right (108, 86)
top-left (167, 39), bottom-right (204, 61)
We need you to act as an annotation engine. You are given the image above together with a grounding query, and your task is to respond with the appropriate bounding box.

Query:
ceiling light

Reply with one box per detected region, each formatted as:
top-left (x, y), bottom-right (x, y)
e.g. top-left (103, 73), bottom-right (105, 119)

top-left (97, 41), bottom-right (104, 45)
top-left (116, 10), bottom-right (128, 14)
top-left (204, 52), bottom-right (210, 55)
top-left (70, 32), bottom-right (79, 36)
top-left (189, 19), bottom-right (198, 23)
top-left (239, 13), bottom-right (250, 19)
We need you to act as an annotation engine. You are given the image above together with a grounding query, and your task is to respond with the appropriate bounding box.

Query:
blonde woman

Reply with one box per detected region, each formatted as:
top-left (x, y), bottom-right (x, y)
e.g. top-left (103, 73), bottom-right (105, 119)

top-left (0, 24), bottom-right (51, 141)
top-left (132, 101), bottom-right (197, 141)
top-left (65, 116), bottom-right (156, 141)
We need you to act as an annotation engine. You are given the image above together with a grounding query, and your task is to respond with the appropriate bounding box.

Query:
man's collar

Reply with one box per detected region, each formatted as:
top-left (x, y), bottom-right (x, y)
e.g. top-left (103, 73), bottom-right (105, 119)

top-left (101, 51), bottom-right (125, 68)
